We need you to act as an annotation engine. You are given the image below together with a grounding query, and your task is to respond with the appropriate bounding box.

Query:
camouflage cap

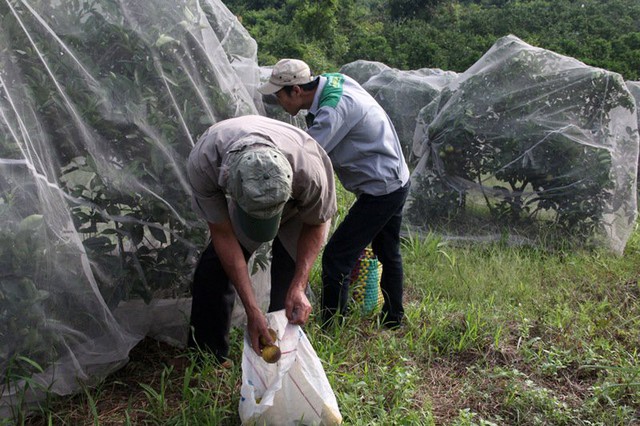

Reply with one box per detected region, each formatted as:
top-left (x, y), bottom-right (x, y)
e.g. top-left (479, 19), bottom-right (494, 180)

top-left (227, 144), bottom-right (293, 242)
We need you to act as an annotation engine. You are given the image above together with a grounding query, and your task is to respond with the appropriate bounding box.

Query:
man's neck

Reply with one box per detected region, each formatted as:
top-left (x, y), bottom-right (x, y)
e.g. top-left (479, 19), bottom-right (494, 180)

top-left (301, 89), bottom-right (316, 110)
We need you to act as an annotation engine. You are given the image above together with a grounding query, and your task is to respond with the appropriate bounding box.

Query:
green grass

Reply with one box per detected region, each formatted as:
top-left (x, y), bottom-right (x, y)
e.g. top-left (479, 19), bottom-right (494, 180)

top-left (13, 194), bottom-right (640, 425)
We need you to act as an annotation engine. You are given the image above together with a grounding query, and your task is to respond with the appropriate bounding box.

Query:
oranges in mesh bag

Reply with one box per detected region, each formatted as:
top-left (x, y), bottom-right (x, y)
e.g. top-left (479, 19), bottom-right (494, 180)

top-left (349, 248), bottom-right (383, 314)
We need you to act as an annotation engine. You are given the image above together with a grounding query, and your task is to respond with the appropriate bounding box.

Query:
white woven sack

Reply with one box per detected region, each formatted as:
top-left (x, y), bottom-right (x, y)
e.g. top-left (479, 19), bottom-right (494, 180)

top-left (239, 310), bottom-right (342, 425)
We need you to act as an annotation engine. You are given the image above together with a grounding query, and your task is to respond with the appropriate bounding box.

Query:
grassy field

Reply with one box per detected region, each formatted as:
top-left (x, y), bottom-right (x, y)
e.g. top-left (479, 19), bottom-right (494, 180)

top-left (14, 194), bottom-right (640, 425)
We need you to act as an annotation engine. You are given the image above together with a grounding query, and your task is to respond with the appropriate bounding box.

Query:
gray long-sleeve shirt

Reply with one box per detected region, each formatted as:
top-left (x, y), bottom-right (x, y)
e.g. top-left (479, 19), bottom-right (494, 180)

top-left (306, 73), bottom-right (410, 197)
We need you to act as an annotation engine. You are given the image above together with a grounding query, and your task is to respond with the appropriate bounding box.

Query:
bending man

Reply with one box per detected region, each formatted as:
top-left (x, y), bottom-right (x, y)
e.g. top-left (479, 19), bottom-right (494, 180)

top-left (187, 115), bottom-right (336, 362)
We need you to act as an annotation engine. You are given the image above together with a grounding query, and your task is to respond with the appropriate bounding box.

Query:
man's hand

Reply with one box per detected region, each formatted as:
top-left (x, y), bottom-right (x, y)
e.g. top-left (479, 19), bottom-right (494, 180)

top-left (246, 307), bottom-right (271, 355)
top-left (285, 286), bottom-right (312, 325)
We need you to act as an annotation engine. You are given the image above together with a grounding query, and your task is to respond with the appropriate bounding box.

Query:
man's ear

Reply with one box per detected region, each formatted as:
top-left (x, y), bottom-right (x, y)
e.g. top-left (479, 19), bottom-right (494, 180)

top-left (292, 85), bottom-right (304, 96)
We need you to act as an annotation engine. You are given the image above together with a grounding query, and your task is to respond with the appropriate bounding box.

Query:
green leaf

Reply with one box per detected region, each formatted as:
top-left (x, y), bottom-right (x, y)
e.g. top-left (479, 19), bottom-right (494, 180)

top-left (83, 236), bottom-right (116, 253)
top-left (148, 225), bottom-right (167, 244)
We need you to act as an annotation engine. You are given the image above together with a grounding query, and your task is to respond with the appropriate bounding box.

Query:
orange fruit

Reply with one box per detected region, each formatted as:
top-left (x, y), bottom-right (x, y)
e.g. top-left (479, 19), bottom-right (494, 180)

top-left (261, 345), bottom-right (281, 363)
top-left (259, 328), bottom-right (278, 347)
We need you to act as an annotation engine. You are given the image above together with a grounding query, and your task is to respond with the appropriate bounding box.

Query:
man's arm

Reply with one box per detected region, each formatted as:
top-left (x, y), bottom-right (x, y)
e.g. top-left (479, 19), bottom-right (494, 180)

top-left (208, 220), bottom-right (269, 355)
top-left (285, 221), bottom-right (330, 324)
top-left (306, 107), bottom-right (350, 154)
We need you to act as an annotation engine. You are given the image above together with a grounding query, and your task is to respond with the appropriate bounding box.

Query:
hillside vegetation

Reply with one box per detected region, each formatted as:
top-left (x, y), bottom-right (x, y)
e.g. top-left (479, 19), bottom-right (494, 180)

top-left (226, 0), bottom-right (640, 80)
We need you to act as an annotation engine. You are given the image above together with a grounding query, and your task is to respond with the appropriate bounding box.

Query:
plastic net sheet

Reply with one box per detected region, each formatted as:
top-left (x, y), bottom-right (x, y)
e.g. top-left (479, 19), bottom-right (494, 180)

top-left (626, 80), bottom-right (640, 197)
top-left (362, 67), bottom-right (458, 160)
top-left (339, 59), bottom-right (390, 85)
top-left (626, 81), bottom-right (640, 118)
top-left (0, 0), bottom-right (264, 415)
top-left (406, 35), bottom-right (639, 254)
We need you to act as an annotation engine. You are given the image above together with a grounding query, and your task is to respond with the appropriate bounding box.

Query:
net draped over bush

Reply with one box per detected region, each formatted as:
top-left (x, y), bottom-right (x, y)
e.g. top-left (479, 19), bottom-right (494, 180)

top-left (626, 81), bottom-right (640, 122)
top-left (625, 80), bottom-right (640, 197)
top-left (339, 59), bottom-right (390, 85)
top-left (0, 0), bottom-right (263, 415)
top-left (362, 67), bottom-right (457, 159)
top-left (406, 35), bottom-right (639, 254)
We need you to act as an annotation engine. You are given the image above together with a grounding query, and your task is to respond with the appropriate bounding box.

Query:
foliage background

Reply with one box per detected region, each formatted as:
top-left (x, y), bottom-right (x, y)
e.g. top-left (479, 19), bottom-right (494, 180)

top-left (225, 0), bottom-right (640, 80)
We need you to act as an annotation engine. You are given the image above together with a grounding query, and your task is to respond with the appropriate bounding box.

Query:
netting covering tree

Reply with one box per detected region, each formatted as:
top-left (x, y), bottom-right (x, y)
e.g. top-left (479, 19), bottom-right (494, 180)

top-left (339, 59), bottom-right (390, 85)
top-left (362, 67), bottom-right (457, 159)
top-left (0, 0), bottom-right (264, 415)
top-left (626, 80), bottom-right (640, 198)
top-left (406, 35), bottom-right (639, 254)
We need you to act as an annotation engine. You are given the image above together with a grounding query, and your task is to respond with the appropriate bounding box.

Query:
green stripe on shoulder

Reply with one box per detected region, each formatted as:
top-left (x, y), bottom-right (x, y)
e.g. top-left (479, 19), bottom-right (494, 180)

top-left (319, 73), bottom-right (344, 109)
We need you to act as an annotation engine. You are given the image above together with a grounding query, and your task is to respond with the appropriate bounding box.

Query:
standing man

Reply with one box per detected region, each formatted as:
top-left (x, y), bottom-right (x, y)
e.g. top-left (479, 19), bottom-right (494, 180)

top-left (259, 59), bottom-right (411, 329)
top-left (187, 115), bottom-right (336, 363)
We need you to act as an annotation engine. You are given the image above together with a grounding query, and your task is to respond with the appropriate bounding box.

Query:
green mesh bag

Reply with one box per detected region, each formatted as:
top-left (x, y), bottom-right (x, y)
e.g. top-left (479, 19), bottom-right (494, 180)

top-left (349, 248), bottom-right (384, 314)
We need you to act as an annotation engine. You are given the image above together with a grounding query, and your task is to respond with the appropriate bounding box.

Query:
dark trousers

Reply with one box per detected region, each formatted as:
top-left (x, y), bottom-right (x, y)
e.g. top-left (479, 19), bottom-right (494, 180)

top-left (187, 237), bottom-right (294, 361)
top-left (320, 182), bottom-right (410, 325)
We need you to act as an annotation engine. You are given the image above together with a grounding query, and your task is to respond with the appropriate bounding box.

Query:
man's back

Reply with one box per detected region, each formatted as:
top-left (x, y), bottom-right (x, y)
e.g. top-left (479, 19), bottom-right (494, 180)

top-left (307, 73), bottom-right (409, 197)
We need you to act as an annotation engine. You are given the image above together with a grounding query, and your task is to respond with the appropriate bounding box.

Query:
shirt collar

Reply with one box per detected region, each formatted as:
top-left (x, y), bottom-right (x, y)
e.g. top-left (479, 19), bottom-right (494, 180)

top-left (308, 75), bottom-right (327, 115)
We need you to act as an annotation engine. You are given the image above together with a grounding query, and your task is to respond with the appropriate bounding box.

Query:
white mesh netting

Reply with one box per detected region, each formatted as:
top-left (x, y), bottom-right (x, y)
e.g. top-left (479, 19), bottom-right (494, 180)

top-left (626, 80), bottom-right (640, 197)
top-left (362, 67), bottom-right (457, 159)
top-left (405, 35), bottom-right (639, 254)
top-left (339, 59), bottom-right (390, 85)
top-left (0, 0), bottom-right (269, 415)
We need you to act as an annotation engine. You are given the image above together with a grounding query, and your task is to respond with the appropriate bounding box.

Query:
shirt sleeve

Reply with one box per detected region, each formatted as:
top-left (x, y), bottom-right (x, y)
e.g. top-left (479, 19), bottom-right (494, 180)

top-left (306, 106), bottom-right (351, 154)
top-left (187, 155), bottom-right (230, 224)
top-left (291, 147), bottom-right (337, 225)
